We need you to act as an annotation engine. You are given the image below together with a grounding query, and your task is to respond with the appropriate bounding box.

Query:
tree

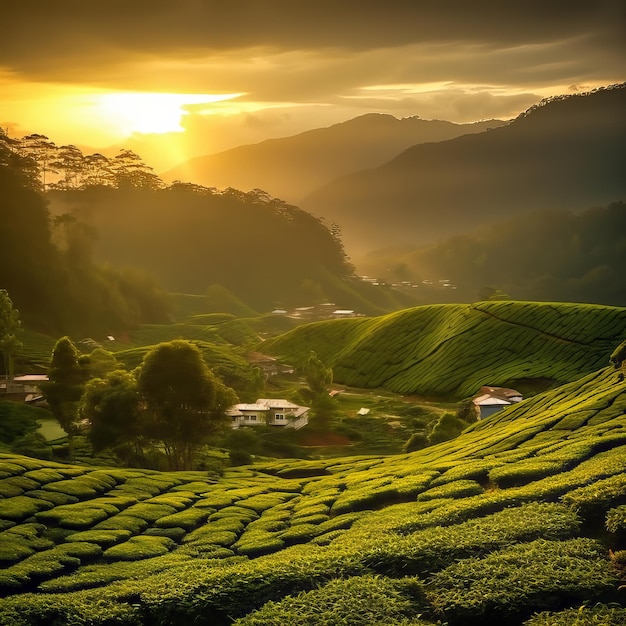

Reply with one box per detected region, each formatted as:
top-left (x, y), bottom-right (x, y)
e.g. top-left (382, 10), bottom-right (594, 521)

top-left (19, 134), bottom-right (59, 190)
top-left (300, 351), bottom-right (336, 429)
top-left (80, 369), bottom-right (143, 464)
top-left (40, 336), bottom-right (90, 458)
top-left (87, 348), bottom-right (120, 379)
top-left (137, 340), bottom-right (237, 470)
top-left (0, 290), bottom-right (23, 387)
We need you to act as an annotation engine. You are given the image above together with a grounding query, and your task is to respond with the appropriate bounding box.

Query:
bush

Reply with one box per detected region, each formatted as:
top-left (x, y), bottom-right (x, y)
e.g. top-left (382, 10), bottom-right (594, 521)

top-left (428, 413), bottom-right (467, 444)
top-left (403, 432), bottom-right (429, 453)
top-left (426, 538), bottom-right (619, 624)
top-left (232, 575), bottom-right (425, 626)
top-left (10, 432), bottom-right (53, 460)
top-left (524, 604), bottom-right (626, 625)
top-left (103, 535), bottom-right (175, 561)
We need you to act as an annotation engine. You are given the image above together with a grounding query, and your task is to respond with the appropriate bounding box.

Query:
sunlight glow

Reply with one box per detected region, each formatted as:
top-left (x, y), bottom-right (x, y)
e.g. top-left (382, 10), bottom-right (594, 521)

top-left (94, 92), bottom-right (244, 135)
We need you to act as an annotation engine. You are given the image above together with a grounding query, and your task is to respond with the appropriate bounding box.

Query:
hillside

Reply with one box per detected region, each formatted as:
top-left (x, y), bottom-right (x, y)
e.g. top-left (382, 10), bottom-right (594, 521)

top-left (262, 301), bottom-right (626, 399)
top-left (301, 84), bottom-right (626, 256)
top-left (163, 114), bottom-right (505, 204)
top-left (1, 362), bottom-right (625, 624)
top-left (45, 186), bottom-right (371, 314)
top-left (356, 200), bottom-right (626, 307)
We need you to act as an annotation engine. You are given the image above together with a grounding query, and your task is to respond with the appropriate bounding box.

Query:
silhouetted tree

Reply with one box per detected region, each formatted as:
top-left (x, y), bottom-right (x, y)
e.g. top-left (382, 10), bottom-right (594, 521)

top-left (40, 336), bottom-right (91, 458)
top-left (80, 369), bottom-right (144, 464)
top-left (0, 290), bottom-right (22, 386)
top-left (137, 340), bottom-right (237, 470)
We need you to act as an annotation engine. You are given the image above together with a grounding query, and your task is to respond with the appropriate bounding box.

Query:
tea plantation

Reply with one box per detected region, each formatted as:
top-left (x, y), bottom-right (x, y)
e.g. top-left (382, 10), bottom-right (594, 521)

top-left (1, 361), bottom-right (625, 624)
top-left (263, 301), bottom-right (626, 398)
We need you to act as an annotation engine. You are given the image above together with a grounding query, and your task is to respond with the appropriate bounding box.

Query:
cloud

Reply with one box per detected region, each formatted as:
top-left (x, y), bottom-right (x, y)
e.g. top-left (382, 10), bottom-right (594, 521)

top-left (2, 1), bottom-right (623, 89)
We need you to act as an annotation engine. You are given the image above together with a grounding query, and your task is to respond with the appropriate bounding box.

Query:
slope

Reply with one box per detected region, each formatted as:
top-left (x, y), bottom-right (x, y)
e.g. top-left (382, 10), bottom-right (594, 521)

top-left (163, 114), bottom-right (505, 204)
top-left (301, 84), bottom-right (626, 256)
top-left (0, 363), bottom-right (625, 624)
top-left (262, 300), bottom-right (626, 398)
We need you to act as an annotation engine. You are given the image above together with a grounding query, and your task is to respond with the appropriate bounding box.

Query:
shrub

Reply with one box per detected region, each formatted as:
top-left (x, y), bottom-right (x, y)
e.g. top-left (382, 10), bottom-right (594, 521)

top-left (121, 503), bottom-right (178, 523)
top-left (525, 604), bottom-right (626, 625)
top-left (154, 509), bottom-right (210, 531)
top-left (561, 474), bottom-right (626, 521)
top-left (403, 432), bottom-right (429, 453)
top-left (233, 530), bottom-right (285, 557)
top-left (426, 538), bottom-right (619, 624)
top-left (103, 535), bottom-right (175, 561)
top-left (35, 505), bottom-right (111, 529)
top-left (0, 496), bottom-right (52, 521)
top-left (232, 575), bottom-right (425, 626)
top-left (64, 529), bottom-right (132, 547)
top-left (360, 502), bottom-right (581, 577)
top-left (417, 480), bottom-right (484, 501)
top-left (94, 515), bottom-right (150, 533)
top-left (144, 527), bottom-right (187, 542)
top-left (606, 505), bottom-right (626, 535)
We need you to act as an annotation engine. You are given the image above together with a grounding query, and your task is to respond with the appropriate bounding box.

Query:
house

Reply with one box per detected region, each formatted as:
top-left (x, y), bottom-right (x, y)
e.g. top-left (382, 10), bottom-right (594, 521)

top-left (2, 374), bottom-right (48, 403)
top-left (228, 398), bottom-right (309, 430)
top-left (472, 386), bottom-right (523, 420)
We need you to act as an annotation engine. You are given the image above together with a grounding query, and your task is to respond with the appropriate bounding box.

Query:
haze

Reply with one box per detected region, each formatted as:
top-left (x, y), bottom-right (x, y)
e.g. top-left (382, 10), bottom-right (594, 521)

top-left (1, 1), bottom-right (624, 172)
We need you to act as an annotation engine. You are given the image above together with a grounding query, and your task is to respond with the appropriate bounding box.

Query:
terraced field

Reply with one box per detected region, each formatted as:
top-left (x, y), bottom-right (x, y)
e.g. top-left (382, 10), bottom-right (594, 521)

top-left (1, 364), bottom-right (625, 625)
top-left (263, 301), bottom-right (626, 398)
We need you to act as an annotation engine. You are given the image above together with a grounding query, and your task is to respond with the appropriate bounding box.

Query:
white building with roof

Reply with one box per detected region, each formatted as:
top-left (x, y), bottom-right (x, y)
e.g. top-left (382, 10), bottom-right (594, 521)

top-left (228, 398), bottom-right (309, 430)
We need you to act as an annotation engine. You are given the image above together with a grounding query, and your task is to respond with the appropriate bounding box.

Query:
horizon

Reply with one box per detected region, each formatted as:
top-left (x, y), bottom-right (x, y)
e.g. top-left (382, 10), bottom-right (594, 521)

top-left (1, 1), bottom-right (624, 172)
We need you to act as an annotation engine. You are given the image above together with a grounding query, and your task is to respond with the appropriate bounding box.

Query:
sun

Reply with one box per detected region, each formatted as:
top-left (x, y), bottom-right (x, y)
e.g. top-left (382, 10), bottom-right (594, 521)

top-left (94, 91), bottom-right (243, 135)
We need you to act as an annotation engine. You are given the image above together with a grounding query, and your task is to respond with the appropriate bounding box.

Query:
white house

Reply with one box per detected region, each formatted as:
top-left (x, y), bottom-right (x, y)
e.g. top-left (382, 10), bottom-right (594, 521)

top-left (473, 386), bottom-right (523, 420)
top-left (228, 398), bottom-right (309, 430)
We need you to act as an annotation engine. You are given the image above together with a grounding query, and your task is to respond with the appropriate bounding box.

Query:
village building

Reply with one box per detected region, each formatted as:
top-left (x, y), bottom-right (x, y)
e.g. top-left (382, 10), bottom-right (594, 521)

top-left (228, 398), bottom-right (309, 430)
top-left (472, 386), bottom-right (523, 420)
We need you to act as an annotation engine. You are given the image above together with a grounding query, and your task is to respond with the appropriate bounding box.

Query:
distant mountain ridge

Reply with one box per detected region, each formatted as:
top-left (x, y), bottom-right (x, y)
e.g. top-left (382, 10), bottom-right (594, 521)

top-left (301, 84), bottom-right (626, 255)
top-left (163, 114), bottom-right (505, 203)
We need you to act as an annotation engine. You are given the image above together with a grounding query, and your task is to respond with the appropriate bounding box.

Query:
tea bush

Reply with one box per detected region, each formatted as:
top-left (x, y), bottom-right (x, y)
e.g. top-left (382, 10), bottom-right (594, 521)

top-left (426, 538), bottom-right (619, 624)
top-left (232, 575), bottom-right (426, 626)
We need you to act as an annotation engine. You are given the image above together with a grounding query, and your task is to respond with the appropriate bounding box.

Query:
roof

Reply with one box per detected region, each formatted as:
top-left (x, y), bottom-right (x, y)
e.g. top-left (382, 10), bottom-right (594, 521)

top-left (13, 375), bottom-right (49, 382)
top-left (473, 394), bottom-right (511, 406)
top-left (228, 398), bottom-right (310, 416)
top-left (256, 398), bottom-right (302, 410)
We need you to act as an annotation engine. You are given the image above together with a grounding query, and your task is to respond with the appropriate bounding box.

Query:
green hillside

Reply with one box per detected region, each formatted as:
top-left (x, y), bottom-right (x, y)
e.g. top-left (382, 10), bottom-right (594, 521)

top-left (262, 301), bottom-right (626, 399)
top-left (1, 363), bottom-right (625, 624)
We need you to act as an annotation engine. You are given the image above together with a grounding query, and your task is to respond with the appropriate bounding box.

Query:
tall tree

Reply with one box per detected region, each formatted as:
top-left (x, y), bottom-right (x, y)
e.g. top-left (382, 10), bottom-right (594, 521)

top-left (40, 336), bottom-right (90, 458)
top-left (80, 369), bottom-right (144, 464)
top-left (19, 134), bottom-right (59, 191)
top-left (300, 351), bottom-right (336, 429)
top-left (0, 290), bottom-right (23, 387)
top-left (137, 340), bottom-right (237, 470)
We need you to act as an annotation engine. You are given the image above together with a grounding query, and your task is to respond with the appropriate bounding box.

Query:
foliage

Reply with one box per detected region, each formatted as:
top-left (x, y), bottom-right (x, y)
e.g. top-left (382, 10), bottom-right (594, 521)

top-left (80, 369), bottom-right (143, 464)
top-left (0, 358), bottom-right (625, 624)
top-left (0, 289), bottom-right (23, 381)
top-left (264, 301), bottom-right (626, 398)
top-left (0, 401), bottom-right (45, 444)
top-left (40, 337), bottom-right (90, 458)
top-left (233, 575), bottom-right (425, 626)
top-left (137, 340), bottom-right (238, 470)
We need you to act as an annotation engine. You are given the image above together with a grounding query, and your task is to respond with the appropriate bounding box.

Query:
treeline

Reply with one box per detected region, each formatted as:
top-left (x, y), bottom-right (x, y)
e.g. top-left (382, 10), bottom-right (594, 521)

top-left (359, 201), bottom-right (626, 306)
top-left (3, 128), bottom-right (368, 316)
top-left (0, 130), bottom-right (171, 335)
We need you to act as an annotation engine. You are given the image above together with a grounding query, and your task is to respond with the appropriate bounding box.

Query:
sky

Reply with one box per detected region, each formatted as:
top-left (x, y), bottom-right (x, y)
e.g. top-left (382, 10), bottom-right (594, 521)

top-left (1, 0), bottom-right (624, 172)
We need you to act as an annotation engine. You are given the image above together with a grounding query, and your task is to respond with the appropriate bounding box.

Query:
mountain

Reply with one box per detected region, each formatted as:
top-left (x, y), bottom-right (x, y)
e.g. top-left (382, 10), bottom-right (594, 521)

top-left (355, 201), bottom-right (626, 307)
top-left (163, 114), bottom-right (506, 204)
top-left (301, 84), bottom-right (626, 256)
top-left (1, 358), bottom-right (625, 623)
top-left (263, 300), bottom-right (626, 399)
top-left (45, 185), bottom-right (416, 315)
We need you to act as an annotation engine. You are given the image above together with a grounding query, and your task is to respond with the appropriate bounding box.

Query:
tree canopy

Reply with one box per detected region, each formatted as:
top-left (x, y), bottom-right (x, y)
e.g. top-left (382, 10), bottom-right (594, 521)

top-left (137, 340), bottom-right (238, 470)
